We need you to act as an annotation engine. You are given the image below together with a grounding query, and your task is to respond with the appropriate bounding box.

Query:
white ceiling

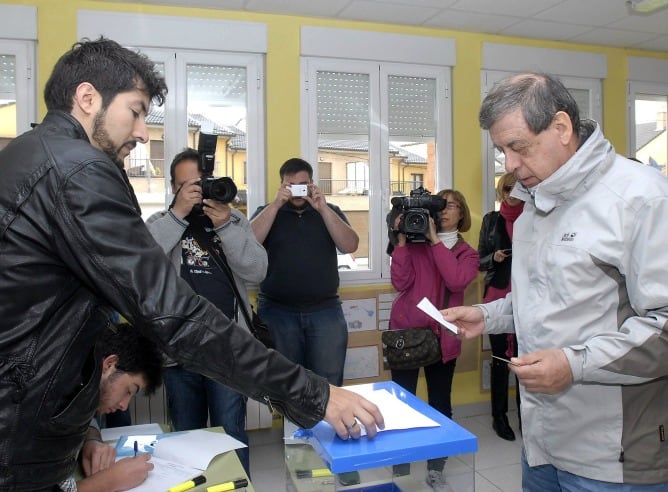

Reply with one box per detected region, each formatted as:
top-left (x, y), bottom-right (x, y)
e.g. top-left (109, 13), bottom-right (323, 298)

top-left (110, 0), bottom-right (668, 52)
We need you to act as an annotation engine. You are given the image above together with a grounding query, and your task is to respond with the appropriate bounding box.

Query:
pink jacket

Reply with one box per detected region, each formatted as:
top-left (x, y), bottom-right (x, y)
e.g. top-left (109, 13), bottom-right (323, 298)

top-left (390, 239), bottom-right (479, 362)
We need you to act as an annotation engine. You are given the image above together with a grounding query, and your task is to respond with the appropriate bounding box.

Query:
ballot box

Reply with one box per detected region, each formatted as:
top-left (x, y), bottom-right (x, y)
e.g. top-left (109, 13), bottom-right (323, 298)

top-left (284, 381), bottom-right (478, 492)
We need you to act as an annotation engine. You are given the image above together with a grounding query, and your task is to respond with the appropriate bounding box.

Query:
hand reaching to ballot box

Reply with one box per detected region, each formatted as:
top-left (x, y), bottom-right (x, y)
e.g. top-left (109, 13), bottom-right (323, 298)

top-left (325, 386), bottom-right (385, 440)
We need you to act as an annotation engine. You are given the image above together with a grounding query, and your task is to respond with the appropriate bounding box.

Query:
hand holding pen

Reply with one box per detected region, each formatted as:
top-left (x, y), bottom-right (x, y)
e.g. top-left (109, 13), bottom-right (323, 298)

top-left (502, 349), bottom-right (574, 395)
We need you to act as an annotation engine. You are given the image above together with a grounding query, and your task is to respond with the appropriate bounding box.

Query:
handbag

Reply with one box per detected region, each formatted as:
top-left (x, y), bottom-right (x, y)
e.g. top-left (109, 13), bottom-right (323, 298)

top-left (189, 224), bottom-right (276, 350)
top-left (381, 328), bottom-right (441, 370)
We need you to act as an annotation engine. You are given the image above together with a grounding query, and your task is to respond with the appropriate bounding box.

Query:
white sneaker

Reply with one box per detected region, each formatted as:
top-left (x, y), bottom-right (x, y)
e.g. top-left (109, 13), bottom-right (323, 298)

top-left (425, 469), bottom-right (454, 492)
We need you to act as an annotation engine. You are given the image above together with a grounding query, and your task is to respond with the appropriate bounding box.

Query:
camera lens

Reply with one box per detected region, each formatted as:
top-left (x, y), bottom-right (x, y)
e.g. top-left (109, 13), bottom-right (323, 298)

top-left (402, 210), bottom-right (428, 233)
top-left (201, 177), bottom-right (238, 203)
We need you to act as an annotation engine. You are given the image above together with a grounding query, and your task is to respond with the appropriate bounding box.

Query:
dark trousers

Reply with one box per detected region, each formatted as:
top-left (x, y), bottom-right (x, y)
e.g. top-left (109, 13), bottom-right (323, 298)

top-left (489, 333), bottom-right (520, 419)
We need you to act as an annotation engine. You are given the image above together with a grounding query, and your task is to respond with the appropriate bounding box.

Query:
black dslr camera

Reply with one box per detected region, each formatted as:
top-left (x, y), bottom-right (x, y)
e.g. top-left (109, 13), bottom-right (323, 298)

top-left (389, 186), bottom-right (446, 243)
top-left (190, 132), bottom-right (238, 216)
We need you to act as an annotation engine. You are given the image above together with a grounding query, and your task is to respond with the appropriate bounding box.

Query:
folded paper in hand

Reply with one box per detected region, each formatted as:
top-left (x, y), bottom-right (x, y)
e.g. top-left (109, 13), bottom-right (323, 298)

top-left (416, 297), bottom-right (458, 334)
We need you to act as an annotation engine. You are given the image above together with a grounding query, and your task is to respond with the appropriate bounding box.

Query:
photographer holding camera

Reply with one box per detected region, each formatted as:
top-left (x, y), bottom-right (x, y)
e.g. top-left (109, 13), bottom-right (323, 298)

top-left (251, 157), bottom-right (358, 387)
top-left (145, 147), bottom-right (267, 475)
top-left (387, 188), bottom-right (479, 491)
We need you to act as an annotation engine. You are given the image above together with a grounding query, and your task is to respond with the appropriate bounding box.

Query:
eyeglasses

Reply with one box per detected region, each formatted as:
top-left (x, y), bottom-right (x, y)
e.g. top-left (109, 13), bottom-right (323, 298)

top-left (503, 185), bottom-right (513, 192)
top-left (445, 202), bottom-right (460, 210)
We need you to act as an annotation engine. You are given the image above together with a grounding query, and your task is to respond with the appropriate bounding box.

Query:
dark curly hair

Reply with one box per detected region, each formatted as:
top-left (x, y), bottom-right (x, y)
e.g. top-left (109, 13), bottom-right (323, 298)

top-left (44, 36), bottom-right (167, 112)
top-left (98, 322), bottom-right (163, 395)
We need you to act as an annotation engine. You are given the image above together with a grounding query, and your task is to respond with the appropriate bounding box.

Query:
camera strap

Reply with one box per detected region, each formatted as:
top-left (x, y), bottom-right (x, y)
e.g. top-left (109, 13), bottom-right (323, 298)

top-left (187, 224), bottom-right (254, 330)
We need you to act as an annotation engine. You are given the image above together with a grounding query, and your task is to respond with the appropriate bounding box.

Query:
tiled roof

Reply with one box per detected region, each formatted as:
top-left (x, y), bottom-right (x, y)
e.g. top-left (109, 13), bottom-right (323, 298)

top-left (146, 107), bottom-right (239, 137)
top-left (635, 121), bottom-right (666, 151)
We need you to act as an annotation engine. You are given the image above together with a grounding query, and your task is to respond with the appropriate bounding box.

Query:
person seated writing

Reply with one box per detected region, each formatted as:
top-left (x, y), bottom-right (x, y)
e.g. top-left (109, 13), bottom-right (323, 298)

top-left (75, 323), bottom-right (163, 492)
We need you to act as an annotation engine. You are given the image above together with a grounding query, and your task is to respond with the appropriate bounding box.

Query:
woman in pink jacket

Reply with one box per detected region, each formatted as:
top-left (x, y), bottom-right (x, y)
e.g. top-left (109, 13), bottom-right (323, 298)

top-left (388, 189), bottom-right (479, 490)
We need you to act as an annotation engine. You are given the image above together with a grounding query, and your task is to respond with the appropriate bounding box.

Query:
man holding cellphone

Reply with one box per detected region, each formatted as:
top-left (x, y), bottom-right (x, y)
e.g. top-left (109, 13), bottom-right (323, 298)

top-left (251, 158), bottom-right (358, 386)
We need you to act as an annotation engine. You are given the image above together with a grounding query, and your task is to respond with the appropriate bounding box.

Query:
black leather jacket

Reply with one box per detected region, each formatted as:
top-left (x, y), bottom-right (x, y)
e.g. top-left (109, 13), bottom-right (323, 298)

top-left (478, 210), bottom-right (512, 295)
top-left (0, 111), bottom-right (329, 491)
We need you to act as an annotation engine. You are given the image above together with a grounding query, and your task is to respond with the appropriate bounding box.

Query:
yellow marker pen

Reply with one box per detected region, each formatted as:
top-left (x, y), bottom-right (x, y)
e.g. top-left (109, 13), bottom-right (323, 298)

top-left (295, 468), bottom-right (333, 478)
top-left (206, 478), bottom-right (248, 492)
top-left (167, 475), bottom-right (206, 492)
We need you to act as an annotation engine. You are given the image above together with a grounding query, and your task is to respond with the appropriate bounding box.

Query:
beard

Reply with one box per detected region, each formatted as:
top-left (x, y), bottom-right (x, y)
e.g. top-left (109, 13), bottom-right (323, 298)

top-left (92, 109), bottom-right (133, 168)
top-left (97, 369), bottom-right (121, 414)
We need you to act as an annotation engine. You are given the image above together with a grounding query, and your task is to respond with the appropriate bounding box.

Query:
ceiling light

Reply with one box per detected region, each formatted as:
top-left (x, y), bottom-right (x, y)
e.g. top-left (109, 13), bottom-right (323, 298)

top-left (627, 0), bottom-right (668, 13)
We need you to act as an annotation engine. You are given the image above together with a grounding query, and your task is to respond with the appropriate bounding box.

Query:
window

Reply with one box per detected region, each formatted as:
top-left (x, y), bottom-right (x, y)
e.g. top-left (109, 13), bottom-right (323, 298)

top-left (627, 56), bottom-right (668, 177)
top-left (410, 173), bottom-right (424, 190)
top-left (0, 5), bottom-right (37, 146)
top-left (77, 11), bottom-right (267, 219)
top-left (302, 58), bottom-right (452, 283)
top-left (345, 161), bottom-right (369, 195)
top-left (631, 91), bottom-right (667, 175)
top-left (122, 50), bottom-right (264, 220)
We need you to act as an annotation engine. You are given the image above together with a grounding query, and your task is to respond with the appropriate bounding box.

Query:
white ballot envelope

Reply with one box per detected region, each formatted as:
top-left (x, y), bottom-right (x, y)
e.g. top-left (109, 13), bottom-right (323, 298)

top-left (416, 297), bottom-right (458, 334)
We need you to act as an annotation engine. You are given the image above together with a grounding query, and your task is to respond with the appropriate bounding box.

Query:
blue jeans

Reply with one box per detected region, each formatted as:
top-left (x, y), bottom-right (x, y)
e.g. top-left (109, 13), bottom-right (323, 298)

top-left (164, 366), bottom-right (249, 475)
top-left (522, 449), bottom-right (668, 491)
top-left (258, 300), bottom-right (348, 386)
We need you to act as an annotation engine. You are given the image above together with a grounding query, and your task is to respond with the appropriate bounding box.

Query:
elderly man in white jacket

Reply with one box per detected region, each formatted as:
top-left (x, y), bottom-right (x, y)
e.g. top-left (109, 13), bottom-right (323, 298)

top-left (444, 73), bottom-right (668, 491)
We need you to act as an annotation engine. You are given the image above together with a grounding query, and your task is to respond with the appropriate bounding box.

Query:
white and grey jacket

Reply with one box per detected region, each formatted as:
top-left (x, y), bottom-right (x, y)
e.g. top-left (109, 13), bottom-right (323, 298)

top-left (481, 121), bottom-right (668, 484)
top-left (146, 208), bottom-right (268, 365)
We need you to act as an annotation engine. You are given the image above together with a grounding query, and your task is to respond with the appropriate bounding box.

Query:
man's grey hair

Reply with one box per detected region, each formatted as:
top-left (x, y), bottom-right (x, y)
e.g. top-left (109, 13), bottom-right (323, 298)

top-left (479, 73), bottom-right (581, 137)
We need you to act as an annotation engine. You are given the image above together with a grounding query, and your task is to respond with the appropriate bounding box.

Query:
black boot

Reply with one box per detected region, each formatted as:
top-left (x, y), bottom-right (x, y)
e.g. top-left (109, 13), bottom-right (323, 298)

top-left (493, 414), bottom-right (516, 441)
top-left (491, 360), bottom-right (515, 441)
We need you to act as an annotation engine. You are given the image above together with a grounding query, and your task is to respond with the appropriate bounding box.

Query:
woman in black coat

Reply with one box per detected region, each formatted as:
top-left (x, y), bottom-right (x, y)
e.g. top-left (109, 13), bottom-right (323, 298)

top-left (478, 173), bottom-right (524, 441)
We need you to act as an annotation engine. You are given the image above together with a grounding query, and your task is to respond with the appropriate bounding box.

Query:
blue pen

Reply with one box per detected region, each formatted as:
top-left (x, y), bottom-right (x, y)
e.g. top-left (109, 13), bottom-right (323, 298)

top-left (133, 440), bottom-right (138, 457)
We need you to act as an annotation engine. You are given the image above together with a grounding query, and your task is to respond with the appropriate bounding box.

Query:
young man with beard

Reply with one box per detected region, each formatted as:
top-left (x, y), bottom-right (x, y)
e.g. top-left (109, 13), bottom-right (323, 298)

top-left (0, 38), bottom-right (383, 491)
top-left (75, 323), bottom-right (163, 492)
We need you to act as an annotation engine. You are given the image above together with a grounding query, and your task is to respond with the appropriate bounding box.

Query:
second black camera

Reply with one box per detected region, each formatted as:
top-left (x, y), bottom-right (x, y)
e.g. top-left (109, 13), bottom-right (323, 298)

top-left (192, 132), bottom-right (238, 213)
top-left (389, 186), bottom-right (446, 243)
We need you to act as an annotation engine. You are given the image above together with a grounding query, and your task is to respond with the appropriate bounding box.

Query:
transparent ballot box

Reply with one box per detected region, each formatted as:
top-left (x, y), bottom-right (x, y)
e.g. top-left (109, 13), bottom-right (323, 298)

top-left (284, 381), bottom-right (477, 492)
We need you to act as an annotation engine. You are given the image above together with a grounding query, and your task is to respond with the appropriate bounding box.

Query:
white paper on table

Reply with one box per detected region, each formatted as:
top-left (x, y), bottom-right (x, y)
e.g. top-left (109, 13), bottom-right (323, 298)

top-left (120, 455), bottom-right (200, 492)
top-left (343, 386), bottom-right (440, 436)
top-left (416, 297), bottom-right (459, 334)
top-left (101, 423), bottom-right (164, 442)
top-left (153, 429), bottom-right (247, 470)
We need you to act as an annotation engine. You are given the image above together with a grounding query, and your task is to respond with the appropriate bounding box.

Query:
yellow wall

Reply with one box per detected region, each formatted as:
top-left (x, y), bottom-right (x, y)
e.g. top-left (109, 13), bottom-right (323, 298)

top-left (0, 103), bottom-right (17, 137)
top-left (4, 0), bottom-right (667, 407)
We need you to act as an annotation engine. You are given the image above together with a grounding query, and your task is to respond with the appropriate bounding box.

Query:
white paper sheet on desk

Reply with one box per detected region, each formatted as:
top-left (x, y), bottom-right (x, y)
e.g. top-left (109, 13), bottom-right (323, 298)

top-left (416, 297), bottom-right (459, 334)
top-left (122, 456), bottom-right (201, 492)
top-left (100, 422), bottom-right (163, 442)
top-left (154, 429), bottom-right (247, 470)
top-left (344, 387), bottom-right (440, 436)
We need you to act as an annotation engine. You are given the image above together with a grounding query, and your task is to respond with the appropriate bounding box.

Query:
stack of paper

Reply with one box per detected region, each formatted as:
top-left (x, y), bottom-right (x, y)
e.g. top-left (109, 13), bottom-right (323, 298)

top-left (117, 429), bottom-right (246, 491)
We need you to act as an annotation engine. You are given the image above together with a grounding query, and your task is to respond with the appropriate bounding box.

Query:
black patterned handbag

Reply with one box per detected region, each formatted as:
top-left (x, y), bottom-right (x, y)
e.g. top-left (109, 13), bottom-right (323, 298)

top-left (381, 328), bottom-right (441, 370)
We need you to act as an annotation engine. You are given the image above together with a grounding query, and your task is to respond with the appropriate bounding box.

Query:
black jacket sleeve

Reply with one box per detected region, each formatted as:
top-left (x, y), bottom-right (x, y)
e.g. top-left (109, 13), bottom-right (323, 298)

top-left (56, 157), bottom-right (328, 428)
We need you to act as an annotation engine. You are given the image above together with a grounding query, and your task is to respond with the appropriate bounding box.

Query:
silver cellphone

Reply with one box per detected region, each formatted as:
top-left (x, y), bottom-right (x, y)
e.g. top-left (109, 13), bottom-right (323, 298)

top-left (289, 184), bottom-right (308, 197)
